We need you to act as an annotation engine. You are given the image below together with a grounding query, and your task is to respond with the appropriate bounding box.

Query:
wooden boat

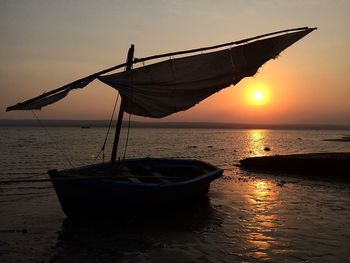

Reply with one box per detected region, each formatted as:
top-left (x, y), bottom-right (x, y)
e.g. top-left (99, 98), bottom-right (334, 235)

top-left (6, 27), bottom-right (316, 216)
top-left (49, 158), bottom-right (222, 215)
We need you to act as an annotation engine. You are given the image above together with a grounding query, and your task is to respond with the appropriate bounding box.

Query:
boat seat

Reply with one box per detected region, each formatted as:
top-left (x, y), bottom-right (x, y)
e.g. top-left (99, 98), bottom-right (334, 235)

top-left (128, 177), bottom-right (142, 183)
top-left (118, 165), bottom-right (142, 183)
top-left (152, 171), bottom-right (171, 184)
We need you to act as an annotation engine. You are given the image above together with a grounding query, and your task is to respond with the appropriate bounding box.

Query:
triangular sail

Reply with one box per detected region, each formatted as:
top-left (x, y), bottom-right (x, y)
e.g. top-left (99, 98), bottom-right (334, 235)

top-left (6, 77), bottom-right (95, 111)
top-left (98, 28), bottom-right (314, 118)
top-left (6, 27), bottom-right (315, 114)
top-left (8, 78), bottom-right (95, 111)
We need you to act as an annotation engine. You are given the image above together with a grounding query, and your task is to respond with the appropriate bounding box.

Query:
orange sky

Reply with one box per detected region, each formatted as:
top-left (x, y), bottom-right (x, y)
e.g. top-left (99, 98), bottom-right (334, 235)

top-left (1, 1), bottom-right (349, 125)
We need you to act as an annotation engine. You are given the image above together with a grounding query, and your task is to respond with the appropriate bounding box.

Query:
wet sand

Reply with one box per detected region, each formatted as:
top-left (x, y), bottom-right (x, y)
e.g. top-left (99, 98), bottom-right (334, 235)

top-left (1, 170), bottom-right (350, 262)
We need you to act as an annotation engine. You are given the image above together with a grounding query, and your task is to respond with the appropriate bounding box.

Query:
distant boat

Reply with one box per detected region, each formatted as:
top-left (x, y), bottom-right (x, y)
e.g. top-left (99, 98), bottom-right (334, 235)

top-left (80, 125), bottom-right (91, 129)
top-left (6, 27), bottom-right (316, 216)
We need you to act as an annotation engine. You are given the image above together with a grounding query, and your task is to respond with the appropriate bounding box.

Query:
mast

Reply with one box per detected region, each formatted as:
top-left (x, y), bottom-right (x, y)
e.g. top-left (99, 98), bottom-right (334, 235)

top-left (110, 44), bottom-right (135, 163)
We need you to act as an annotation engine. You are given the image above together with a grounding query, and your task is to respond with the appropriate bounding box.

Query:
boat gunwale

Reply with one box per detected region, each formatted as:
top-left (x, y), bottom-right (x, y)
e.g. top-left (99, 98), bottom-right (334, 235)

top-left (51, 158), bottom-right (223, 187)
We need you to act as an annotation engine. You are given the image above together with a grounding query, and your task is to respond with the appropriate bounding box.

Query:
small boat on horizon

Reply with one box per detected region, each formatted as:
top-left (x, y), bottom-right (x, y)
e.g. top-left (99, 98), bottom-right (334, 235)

top-left (6, 27), bottom-right (316, 216)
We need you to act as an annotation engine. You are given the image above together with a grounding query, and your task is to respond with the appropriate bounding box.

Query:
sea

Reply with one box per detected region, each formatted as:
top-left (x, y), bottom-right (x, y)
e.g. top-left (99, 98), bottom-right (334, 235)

top-left (0, 126), bottom-right (350, 262)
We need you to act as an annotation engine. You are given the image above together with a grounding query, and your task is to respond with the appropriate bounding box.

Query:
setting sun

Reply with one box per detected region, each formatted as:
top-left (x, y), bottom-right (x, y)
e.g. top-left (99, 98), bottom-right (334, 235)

top-left (246, 83), bottom-right (270, 106)
top-left (252, 91), bottom-right (264, 101)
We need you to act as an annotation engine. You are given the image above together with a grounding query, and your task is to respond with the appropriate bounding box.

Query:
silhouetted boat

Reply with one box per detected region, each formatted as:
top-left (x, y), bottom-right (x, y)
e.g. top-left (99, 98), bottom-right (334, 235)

top-left (6, 27), bottom-right (316, 216)
top-left (48, 158), bottom-right (221, 215)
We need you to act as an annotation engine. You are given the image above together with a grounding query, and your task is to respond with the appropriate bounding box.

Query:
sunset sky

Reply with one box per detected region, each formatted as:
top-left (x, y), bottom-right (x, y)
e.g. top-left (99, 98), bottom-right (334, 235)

top-left (1, 0), bottom-right (349, 125)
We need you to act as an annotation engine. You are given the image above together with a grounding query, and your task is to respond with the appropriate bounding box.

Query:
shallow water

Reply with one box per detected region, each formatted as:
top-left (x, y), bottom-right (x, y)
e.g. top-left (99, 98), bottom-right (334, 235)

top-left (0, 127), bottom-right (350, 262)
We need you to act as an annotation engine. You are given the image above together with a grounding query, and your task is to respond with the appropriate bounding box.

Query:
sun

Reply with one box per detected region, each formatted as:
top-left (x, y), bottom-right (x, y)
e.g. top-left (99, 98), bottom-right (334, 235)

top-left (252, 90), bottom-right (264, 101)
top-left (246, 83), bottom-right (270, 106)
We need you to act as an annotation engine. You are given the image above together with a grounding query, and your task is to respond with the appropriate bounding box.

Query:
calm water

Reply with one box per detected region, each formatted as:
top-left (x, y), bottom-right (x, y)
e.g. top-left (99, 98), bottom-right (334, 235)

top-left (1, 127), bottom-right (350, 262)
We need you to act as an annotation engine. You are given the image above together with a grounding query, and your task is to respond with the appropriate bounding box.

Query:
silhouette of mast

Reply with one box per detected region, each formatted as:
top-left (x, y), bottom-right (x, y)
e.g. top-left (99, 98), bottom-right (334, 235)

top-left (110, 44), bottom-right (134, 163)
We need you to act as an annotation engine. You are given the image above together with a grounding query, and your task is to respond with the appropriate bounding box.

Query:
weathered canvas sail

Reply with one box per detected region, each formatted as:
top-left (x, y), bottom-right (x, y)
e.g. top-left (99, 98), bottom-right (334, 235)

top-left (6, 77), bottom-right (95, 111)
top-left (6, 27), bottom-right (315, 115)
top-left (99, 28), bottom-right (313, 118)
top-left (13, 89), bottom-right (71, 111)
top-left (8, 78), bottom-right (95, 110)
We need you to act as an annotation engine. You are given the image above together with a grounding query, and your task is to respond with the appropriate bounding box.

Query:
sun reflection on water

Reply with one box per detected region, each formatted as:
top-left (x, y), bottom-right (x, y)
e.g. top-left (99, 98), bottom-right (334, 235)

top-left (247, 130), bottom-right (269, 157)
top-left (242, 179), bottom-right (283, 260)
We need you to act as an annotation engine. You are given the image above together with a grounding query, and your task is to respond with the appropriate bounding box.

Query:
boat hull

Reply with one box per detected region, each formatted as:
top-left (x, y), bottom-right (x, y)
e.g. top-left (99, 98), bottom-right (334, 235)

top-left (48, 158), bottom-right (223, 217)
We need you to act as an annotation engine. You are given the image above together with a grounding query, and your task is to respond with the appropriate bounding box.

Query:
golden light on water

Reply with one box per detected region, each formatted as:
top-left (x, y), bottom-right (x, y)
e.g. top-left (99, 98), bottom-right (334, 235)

top-left (242, 179), bottom-right (281, 260)
top-left (246, 83), bottom-right (270, 106)
top-left (247, 130), bottom-right (268, 157)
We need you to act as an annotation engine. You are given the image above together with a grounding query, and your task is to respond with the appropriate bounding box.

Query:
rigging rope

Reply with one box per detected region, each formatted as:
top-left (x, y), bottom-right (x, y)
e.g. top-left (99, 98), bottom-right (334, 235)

top-left (93, 94), bottom-right (120, 163)
top-left (229, 45), bottom-right (236, 83)
top-left (122, 112), bottom-right (132, 159)
top-left (31, 111), bottom-right (75, 168)
top-left (121, 55), bottom-right (135, 160)
top-left (169, 55), bottom-right (177, 97)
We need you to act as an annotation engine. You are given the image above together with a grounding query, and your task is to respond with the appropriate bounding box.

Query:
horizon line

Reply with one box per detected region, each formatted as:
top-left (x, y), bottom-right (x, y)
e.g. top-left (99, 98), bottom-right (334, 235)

top-left (1, 119), bottom-right (350, 130)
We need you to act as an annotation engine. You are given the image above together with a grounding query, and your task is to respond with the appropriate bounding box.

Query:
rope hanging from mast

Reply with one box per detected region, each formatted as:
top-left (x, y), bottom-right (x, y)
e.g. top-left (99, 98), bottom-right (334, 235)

top-left (93, 94), bottom-right (120, 163)
top-left (123, 112), bottom-right (132, 160)
top-left (31, 111), bottom-right (75, 169)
